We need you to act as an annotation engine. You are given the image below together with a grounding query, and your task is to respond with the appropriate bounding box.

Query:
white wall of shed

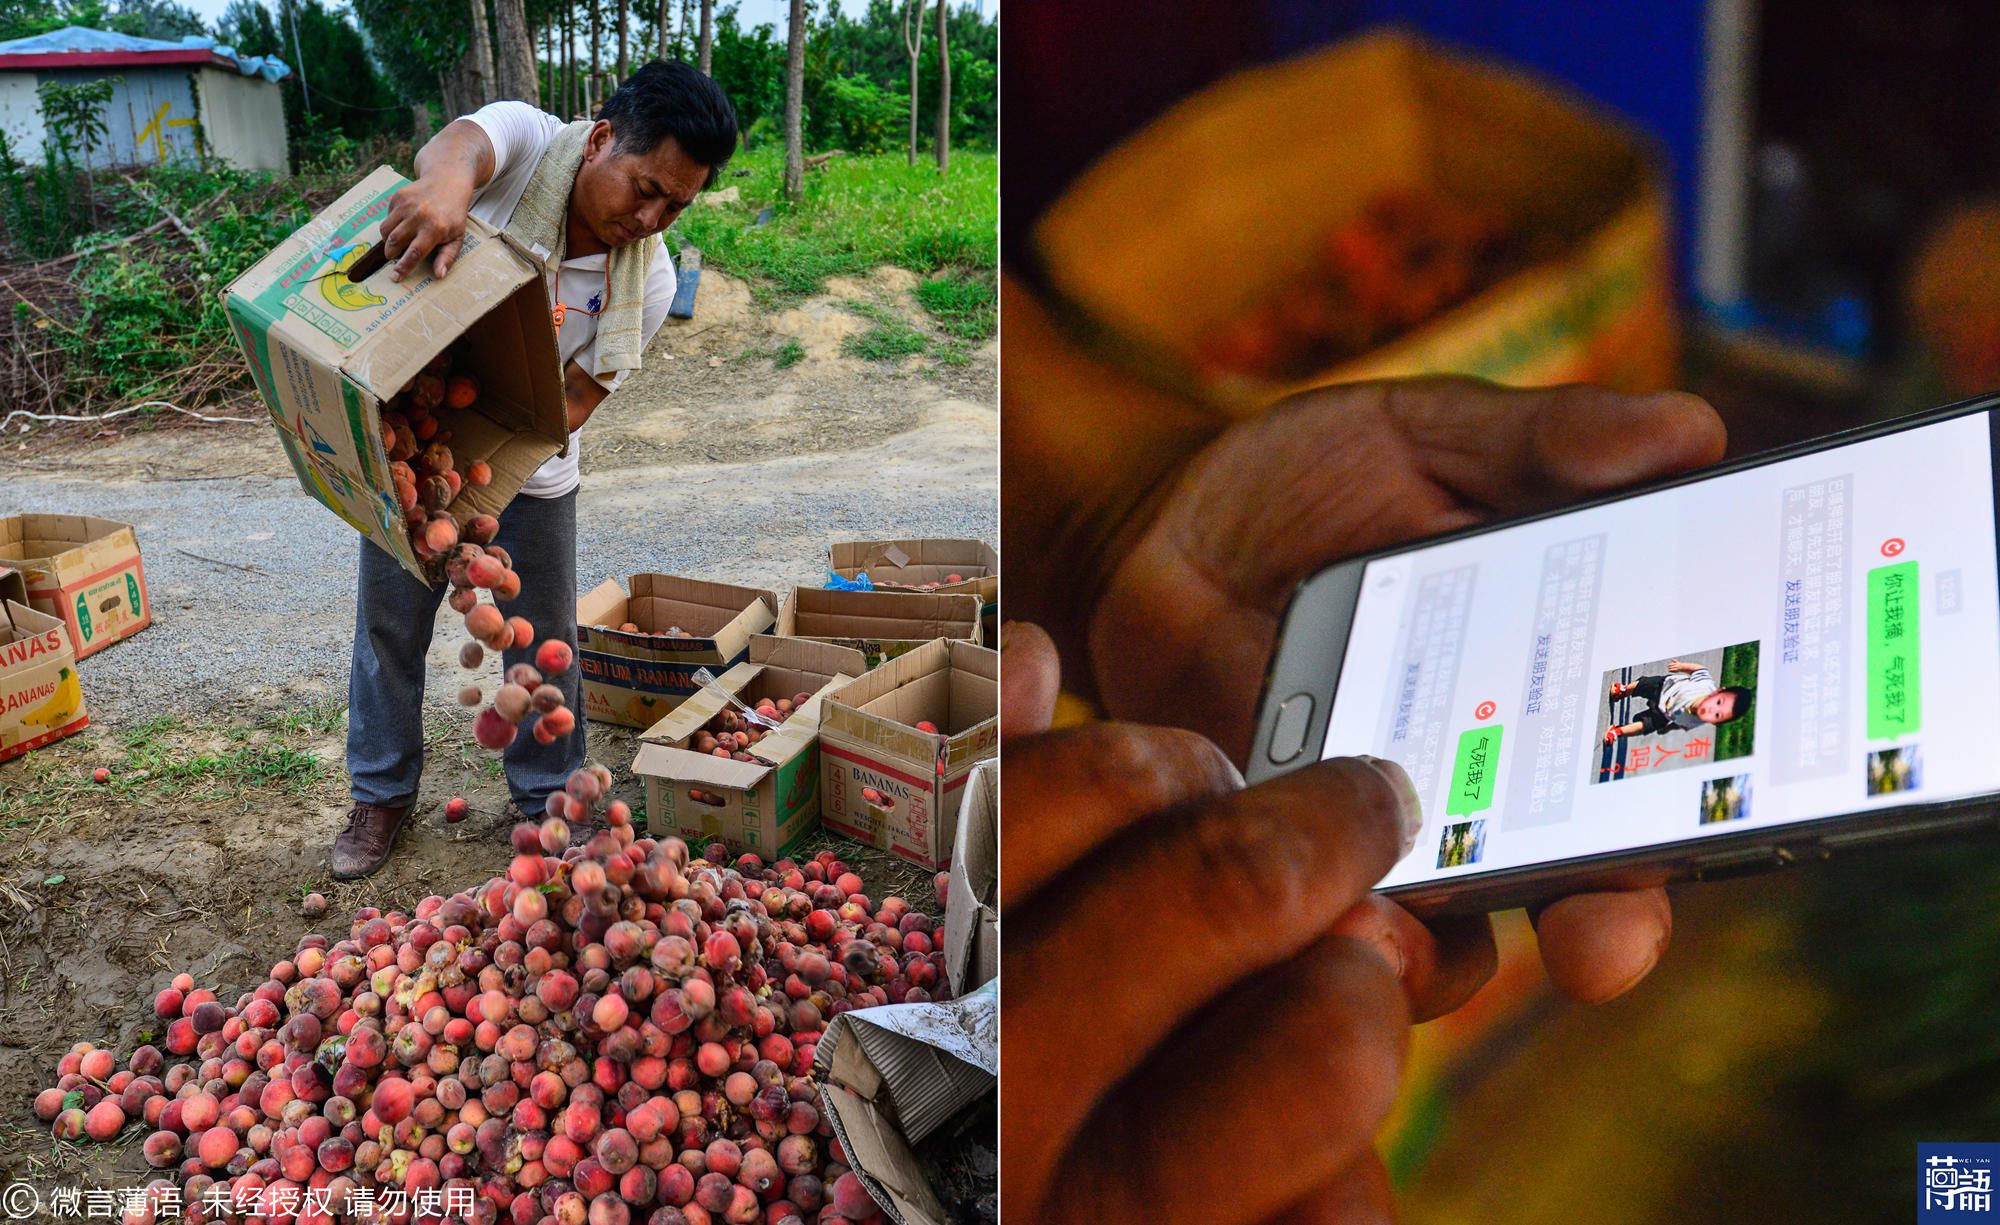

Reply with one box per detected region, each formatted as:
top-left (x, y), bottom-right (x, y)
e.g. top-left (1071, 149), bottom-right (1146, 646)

top-left (0, 72), bottom-right (46, 159)
top-left (194, 67), bottom-right (287, 172)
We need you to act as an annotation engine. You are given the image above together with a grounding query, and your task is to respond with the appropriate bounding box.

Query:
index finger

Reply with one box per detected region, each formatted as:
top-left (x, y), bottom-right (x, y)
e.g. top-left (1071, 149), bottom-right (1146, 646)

top-left (389, 223), bottom-right (435, 281)
top-left (1367, 376), bottom-right (1727, 513)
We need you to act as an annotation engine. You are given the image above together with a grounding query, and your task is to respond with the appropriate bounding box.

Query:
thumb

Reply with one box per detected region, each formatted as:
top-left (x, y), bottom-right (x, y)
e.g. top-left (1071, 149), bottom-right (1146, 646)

top-left (435, 237), bottom-right (463, 278)
top-left (1000, 621), bottom-right (1061, 740)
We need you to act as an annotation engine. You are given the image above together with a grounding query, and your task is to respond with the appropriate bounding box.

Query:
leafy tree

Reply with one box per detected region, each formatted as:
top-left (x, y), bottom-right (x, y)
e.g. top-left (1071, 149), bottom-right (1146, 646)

top-left (3, 0), bottom-right (206, 41)
top-left (227, 1), bottom-right (402, 163)
top-left (807, 73), bottom-right (899, 153)
top-left (350, 0), bottom-right (466, 107)
top-left (708, 6), bottom-right (781, 134)
top-left (114, 0), bottom-right (205, 37)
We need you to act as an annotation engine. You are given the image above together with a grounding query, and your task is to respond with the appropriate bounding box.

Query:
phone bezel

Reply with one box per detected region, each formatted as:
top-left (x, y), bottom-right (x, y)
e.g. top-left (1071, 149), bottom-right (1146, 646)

top-left (1246, 389), bottom-right (2000, 916)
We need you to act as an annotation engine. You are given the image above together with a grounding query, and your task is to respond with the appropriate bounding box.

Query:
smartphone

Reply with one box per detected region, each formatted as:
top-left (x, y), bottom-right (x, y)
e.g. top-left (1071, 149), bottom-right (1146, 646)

top-left (1246, 391), bottom-right (2000, 915)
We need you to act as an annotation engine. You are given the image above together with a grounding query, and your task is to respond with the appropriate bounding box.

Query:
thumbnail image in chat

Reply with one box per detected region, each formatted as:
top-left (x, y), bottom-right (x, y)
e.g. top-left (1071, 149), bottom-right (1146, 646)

top-left (1594, 642), bottom-right (1759, 784)
top-left (1437, 819), bottom-right (1487, 869)
top-left (1867, 745), bottom-right (1923, 795)
top-left (1699, 774), bottom-right (1753, 825)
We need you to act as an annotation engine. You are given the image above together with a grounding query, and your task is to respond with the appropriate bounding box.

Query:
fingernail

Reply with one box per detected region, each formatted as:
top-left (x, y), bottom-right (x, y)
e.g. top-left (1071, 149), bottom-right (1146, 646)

top-left (1357, 755), bottom-right (1423, 857)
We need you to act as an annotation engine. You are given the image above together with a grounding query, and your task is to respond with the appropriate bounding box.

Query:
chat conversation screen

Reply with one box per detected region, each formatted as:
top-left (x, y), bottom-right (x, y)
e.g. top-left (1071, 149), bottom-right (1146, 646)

top-left (1323, 411), bottom-right (2000, 890)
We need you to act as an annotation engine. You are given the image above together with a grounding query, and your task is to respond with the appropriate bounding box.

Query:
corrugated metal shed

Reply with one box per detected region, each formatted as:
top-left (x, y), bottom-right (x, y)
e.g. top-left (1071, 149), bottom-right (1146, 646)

top-left (0, 27), bottom-right (290, 171)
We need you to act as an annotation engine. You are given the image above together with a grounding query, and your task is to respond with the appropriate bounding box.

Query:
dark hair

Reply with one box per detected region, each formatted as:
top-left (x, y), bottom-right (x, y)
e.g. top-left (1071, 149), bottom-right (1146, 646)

top-left (599, 60), bottom-right (738, 188)
top-left (1716, 686), bottom-right (1753, 723)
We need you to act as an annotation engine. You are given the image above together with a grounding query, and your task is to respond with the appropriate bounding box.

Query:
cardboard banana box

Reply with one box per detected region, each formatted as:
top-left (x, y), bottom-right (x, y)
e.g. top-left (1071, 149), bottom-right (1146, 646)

top-left (0, 569), bottom-right (88, 763)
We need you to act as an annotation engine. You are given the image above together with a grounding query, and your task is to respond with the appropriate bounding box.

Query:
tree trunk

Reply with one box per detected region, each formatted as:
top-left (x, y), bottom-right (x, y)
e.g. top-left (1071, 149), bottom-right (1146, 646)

top-left (658, 0), bottom-right (671, 64)
top-left (783, 0), bottom-right (805, 204)
top-left (698, 0), bottom-right (713, 74)
top-left (616, 0), bottom-right (629, 81)
top-left (494, 0), bottom-right (538, 105)
top-left (412, 100), bottom-right (433, 146)
top-left (465, 0), bottom-right (496, 108)
top-left (589, 0), bottom-right (601, 112)
top-left (901, 0), bottom-right (923, 167)
top-left (438, 69), bottom-right (457, 124)
top-left (933, 0), bottom-right (949, 173)
top-left (563, 5), bottom-right (576, 118)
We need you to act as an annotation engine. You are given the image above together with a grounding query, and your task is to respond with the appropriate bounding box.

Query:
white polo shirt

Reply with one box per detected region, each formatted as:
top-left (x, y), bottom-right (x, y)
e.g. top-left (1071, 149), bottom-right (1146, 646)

top-left (462, 101), bottom-right (678, 499)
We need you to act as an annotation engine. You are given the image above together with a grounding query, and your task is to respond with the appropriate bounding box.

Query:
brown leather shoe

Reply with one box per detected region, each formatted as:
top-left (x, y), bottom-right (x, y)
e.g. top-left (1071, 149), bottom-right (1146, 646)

top-left (332, 802), bottom-right (411, 879)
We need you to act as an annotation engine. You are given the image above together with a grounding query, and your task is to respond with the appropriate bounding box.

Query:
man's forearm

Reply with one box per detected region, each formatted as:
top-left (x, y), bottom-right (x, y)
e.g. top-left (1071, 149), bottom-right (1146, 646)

top-left (564, 360), bottom-right (611, 433)
top-left (414, 119), bottom-right (495, 193)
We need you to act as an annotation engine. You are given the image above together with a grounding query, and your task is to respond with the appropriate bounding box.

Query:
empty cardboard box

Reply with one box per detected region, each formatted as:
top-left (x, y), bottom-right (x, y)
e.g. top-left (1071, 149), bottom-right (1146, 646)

top-left (819, 638), bottom-right (999, 870)
top-left (633, 635), bottom-right (866, 859)
top-left (224, 166), bottom-right (568, 582)
top-left (576, 575), bottom-right (781, 728)
top-left (0, 514), bottom-right (150, 659)
top-left (778, 587), bottom-right (983, 670)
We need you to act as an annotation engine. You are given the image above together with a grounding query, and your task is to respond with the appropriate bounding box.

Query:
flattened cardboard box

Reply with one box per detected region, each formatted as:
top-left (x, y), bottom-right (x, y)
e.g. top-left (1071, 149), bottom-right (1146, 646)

top-left (943, 760), bottom-right (997, 996)
top-left (777, 587), bottom-right (983, 671)
top-left (633, 635), bottom-right (866, 859)
top-left (0, 514), bottom-right (151, 658)
top-left (0, 594), bottom-right (88, 763)
top-left (1034, 29), bottom-right (1677, 412)
top-left (576, 576), bottom-right (782, 728)
top-left (814, 986), bottom-right (998, 1225)
top-left (223, 165), bottom-right (568, 582)
top-left (819, 638), bottom-right (998, 870)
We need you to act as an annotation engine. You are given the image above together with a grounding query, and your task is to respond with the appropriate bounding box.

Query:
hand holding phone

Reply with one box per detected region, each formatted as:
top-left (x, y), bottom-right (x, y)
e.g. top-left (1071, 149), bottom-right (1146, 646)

top-left (1071, 375), bottom-right (1722, 998)
top-left (1251, 390), bottom-right (2000, 916)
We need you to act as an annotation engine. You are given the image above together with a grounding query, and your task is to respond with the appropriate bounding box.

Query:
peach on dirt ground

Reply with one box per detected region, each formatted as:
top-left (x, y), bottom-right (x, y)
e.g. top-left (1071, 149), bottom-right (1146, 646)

top-left (25, 739), bottom-right (952, 1220)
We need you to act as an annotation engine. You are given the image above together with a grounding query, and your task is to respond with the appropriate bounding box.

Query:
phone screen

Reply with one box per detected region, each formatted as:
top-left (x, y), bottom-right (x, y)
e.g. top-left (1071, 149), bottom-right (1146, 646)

top-left (1323, 409), bottom-right (2000, 890)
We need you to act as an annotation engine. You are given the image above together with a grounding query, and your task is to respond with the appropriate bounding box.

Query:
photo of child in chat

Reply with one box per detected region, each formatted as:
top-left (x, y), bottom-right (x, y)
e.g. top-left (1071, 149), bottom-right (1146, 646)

top-left (1594, 643), bottom-right (1759, 783)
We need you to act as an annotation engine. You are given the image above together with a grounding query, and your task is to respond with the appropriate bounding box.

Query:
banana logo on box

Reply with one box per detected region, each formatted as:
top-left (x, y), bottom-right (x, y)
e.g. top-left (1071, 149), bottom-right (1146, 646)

top-left (19, 667), bottom-right (81, 729)
top-left (625, 693), bottom-right (669, 725)
top-left (319, 240), bottom-right (385, 312)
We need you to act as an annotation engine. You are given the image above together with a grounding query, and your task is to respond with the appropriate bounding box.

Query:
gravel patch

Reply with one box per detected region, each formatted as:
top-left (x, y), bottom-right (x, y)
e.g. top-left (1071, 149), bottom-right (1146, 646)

top-left (0, 411), bottom-right (996, 737)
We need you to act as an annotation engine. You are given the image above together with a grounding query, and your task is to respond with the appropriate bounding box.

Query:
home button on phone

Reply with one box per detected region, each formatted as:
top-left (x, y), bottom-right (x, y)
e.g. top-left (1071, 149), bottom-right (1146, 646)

top-left (1268, 694), bottom-right (1315, 765)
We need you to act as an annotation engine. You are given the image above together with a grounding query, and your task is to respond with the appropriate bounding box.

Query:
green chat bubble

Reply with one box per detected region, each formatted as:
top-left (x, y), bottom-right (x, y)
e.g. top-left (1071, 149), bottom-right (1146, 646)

top-left (1867, 561), bottom-right (1922, 739)
top-left (1447, 725), bottom-right (1503, 816)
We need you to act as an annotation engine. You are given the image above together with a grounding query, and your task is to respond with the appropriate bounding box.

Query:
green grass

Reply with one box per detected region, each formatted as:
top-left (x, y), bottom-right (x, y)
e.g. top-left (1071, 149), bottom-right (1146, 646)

top-left (0, 710), bottom-right (334, 828)
top-left (914, 271), bottom-right (997, 340)
top-left (1716, 640), bottom-right (1761, 761)
top-left (843, 317), bottom-right (929, 362)
top-left (675, 146), bottom-right (997, 309)
top-left (730, 338), bottom-right (808, 369)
